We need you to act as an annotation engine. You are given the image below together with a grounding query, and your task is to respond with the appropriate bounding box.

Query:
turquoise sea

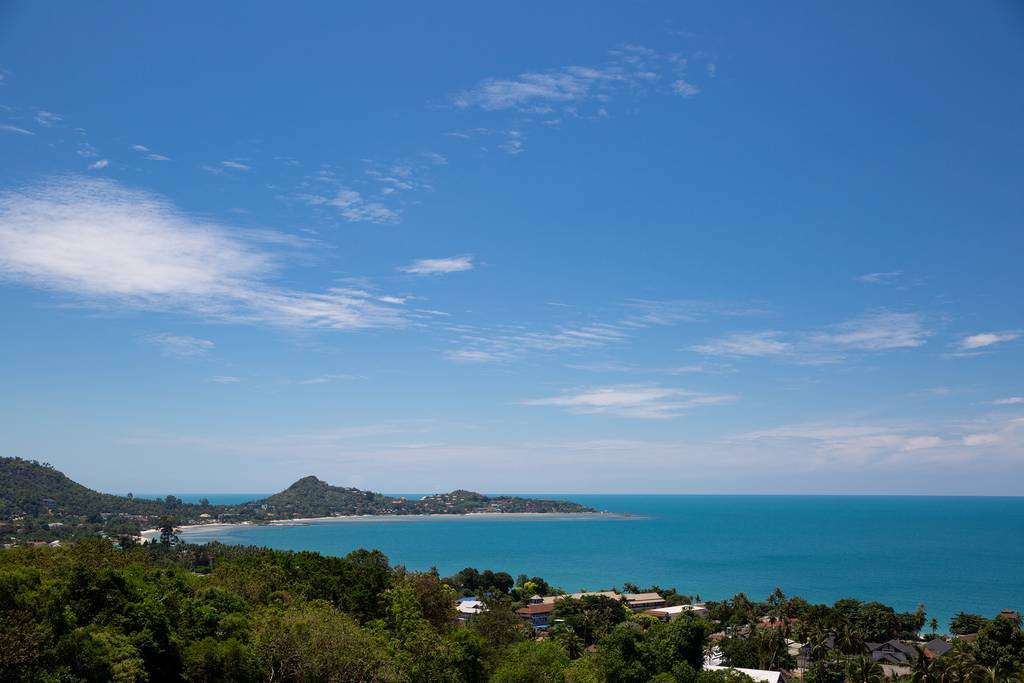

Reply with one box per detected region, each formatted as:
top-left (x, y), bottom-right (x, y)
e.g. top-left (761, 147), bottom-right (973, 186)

top-left (158, 494), bottom-right (1023, 630)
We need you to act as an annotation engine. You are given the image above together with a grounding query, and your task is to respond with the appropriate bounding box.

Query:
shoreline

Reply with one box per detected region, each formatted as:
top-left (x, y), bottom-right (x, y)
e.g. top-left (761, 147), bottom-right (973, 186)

top-left (141, 510), bottom-right (630, 540)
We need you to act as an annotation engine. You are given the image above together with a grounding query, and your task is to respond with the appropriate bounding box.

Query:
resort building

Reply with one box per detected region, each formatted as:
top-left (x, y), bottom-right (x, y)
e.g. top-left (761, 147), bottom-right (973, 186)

top-left (703, 665), bottom-right (782, 683)
top-left (643, 604), bottom-right (710, 622)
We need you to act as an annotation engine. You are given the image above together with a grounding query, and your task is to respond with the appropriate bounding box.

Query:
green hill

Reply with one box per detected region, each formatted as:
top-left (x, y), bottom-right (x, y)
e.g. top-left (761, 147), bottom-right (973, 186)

top-left (0, 457), bottom-right (594, 544)
top-left (0, 457), bottom-right (170, 519)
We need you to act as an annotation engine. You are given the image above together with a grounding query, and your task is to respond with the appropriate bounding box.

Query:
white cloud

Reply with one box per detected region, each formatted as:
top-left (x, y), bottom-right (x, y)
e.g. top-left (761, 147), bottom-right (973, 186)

top-left (692, 312), bottom-right (929, 361)
top-left (856, 270), bottom-right (902, 285)
top-left (445, 349), bottom-right (515, 363)
top-left (400, 255), bottom-right (474, 275)
top-left (210, 375), bottom-right (242, 383)
top-left (671, 79), bottom-right (700, 97)
top-left (959, 331), bottom-right (1020, 350)
top-left (991, 397), bottom-right (1024, 405)
top-left (420, 152), bottom-right (447, 165)
top-left (963, 433), bottom-right (1000, 446)
top-left (0, 124), bottom-right (34, 136)
top-left (812, 311), bottom-right (929, 350)
top-left (293, 374), bottom-right (355, 385)
top-left (499, 130), bottom-right (524, 155)
top-left (221, 160), bottom-right (250, 171)
top-left (0, 177), bottom-right (407, 330)
top-left (522, 384), bottom-right (736, 419)
top-left (88, 159), bottom-right (109, 170)
top-left (692, 331), bottom-right (791, 357)
top-left (132, 145), bottom-right (170, 161)
top-left (451, 46), bottom-right (692, 113)
top-left (144, 333), bottom-right (214, 357)
top-left (300, 188), bottom-right (400, 224)
top-left (34, 110), bottom-right (62, 127)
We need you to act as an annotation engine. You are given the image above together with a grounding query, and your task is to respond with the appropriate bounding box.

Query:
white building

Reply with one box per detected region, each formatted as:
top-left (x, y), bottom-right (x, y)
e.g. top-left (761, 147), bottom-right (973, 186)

top-left (703, 666), bottom-right (781, 683)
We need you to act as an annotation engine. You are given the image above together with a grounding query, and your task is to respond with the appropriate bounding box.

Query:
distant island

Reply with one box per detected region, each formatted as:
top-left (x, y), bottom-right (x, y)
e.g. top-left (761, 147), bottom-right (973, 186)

top-left (0, 457), bottom-right (595, 544)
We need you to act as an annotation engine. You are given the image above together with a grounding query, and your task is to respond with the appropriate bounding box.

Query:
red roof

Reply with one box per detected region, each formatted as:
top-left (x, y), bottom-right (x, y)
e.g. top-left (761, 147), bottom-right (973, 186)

top-left (517, 603), bottom-right (555, 616)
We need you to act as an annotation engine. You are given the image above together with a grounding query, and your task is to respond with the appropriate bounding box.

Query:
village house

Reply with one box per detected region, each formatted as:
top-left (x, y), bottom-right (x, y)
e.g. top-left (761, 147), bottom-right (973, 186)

top-left (923, 637), bottom-right (952, 658)
top-left (517, 591), bottom-right (669, 630)
top-left (866, 639), bottom-right (917, 667)
top-left (704, 665), bottom-right (782, 683)
top-left (455, 597), bottom-right (486, 621)
top-left (643, 604), bottom-right (710, 622)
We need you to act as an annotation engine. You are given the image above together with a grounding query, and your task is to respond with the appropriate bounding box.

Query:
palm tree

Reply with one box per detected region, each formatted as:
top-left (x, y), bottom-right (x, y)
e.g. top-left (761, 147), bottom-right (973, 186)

top-left (967, 664), bottom-right (1023, 683)
top-left (845, 654), bottom-right (885, 683)
top-left (911, 646), bottom-right (939, 683)
top-left (838, 623), bottom-right (865, 656)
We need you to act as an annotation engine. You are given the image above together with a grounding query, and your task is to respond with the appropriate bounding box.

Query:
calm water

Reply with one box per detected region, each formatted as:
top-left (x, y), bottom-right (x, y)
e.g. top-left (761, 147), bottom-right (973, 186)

top-left (168, 495), bottom-right (1023, 630)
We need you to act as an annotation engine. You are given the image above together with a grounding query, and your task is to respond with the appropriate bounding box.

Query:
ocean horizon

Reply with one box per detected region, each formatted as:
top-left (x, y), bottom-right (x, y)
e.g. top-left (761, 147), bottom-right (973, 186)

top-left (152, 493), bottom-right (1024, 631)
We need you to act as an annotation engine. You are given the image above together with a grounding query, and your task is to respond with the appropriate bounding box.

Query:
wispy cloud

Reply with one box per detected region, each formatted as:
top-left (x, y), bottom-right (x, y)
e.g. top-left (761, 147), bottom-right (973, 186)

top-left (451, 44), bottom-right (703, 115)
top-left (209, 375), bottom-right (242, 383)
top-left (131, 144), bottom-right (171, 161)
top-left (857, 270), bottom-right (902, 285)
top-left (292, 373), bottom-right (355, 385)
top-left (811, 312), bottom-right (929, 350)
top-left (692, 331), bottom-right (791, 357)
top-left (400, 255), bottom-right (474, 275)
top-left (522, 384), bottom-right (736, 419)
top-left (0, 124), bottom-right (34, 136)
top-left (144, 333), bottom-right (214, 357)
top-left (692, 312), bottom-right (930, 362)
top-left (34, 110), bottom-right (62, 127)
top-left (88, 159), bottom-right (109, 170)
top-left (958, 331), bottom-right (1020, 350)
top-left (299, 188), bottom-right (400, 224)
top-left (671, 79), bottom-right (700, 97)
top-left (0, 176), bottom-right (408, 330)
top-left (220, 160), bottom-right (250, 171)
top-left (733, 413), bottom-right (1024, 467)
top-left (991, 397), bottom-right (1024, 405)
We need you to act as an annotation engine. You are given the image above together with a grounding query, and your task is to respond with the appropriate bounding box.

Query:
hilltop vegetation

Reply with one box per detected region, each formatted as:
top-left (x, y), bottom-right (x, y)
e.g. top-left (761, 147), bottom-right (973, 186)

top-left (1, 541), bottom-right (1021, 682)
top-left (0, 458), bottom-right (593, 544)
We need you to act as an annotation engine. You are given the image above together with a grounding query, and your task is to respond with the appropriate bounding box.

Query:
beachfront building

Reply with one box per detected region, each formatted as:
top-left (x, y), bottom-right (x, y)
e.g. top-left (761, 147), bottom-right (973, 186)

top-left (518, 590), bottom-right (667, 630)
top-left (643, 604), bottom-right (710, 622)
top-left (517, 602), bottom-right (555, 629)
top-left (533, 591), bottom-right (666, 611)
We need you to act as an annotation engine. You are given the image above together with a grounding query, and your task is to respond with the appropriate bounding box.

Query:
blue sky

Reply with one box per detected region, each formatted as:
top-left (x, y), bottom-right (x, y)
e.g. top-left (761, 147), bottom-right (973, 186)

top-left (1, 2), bottom-right (1022, 494)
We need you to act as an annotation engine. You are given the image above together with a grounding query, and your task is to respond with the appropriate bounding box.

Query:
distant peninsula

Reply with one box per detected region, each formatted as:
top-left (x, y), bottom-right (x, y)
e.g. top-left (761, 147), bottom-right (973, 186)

top-left (0, 457), bottom-right (595, 545)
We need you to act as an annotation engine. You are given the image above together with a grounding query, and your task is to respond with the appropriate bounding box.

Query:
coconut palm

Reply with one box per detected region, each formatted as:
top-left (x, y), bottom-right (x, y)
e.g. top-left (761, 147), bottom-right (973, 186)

top-left (845, 654), bottom-right (885, 683)
top-left (967, 664), bottom-right (1023, 683)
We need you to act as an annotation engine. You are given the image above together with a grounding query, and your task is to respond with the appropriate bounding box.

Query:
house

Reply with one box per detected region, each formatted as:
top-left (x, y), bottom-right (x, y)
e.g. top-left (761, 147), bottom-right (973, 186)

top-left (703, 665), bottom-right (782, 683)
top-left (456, 599), bottom-right (486, 620)
top-left (644, 604), bottom-right (709, 622)
top-left (998, 608), bottom-right (1021, 623)
top-left (520, 590), bottom-right (667, 630)
top-left (866, 639), bottom-right (917, 666)
top-left (923, 638), bottom-right (952, 658)
top-left (759, 615), bottom-right (799, 629)
top-left (535, 590), bottom-right (666, 611)
top-left (517, 602), bottom-right (556, 629)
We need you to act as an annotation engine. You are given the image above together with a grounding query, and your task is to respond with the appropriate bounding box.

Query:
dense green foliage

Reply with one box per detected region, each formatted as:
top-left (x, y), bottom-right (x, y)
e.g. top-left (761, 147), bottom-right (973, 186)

top-left (1, 539), bottom-right (1022, 682)
top-left (0, 458), bottom-right (593, 544)
top-left (0, 542), bottom-right (726, 682)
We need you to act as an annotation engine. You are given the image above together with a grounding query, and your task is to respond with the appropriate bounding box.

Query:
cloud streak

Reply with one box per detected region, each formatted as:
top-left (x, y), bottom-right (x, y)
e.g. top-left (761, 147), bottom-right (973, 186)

top-left (692, 312), bottom-right (931, 362)
top-left (0, 176), bottom-right (407, 330)
top-left (522, 384), bottom-right (736, 419)
top-left (400, 255), bottom-right (474, 275)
